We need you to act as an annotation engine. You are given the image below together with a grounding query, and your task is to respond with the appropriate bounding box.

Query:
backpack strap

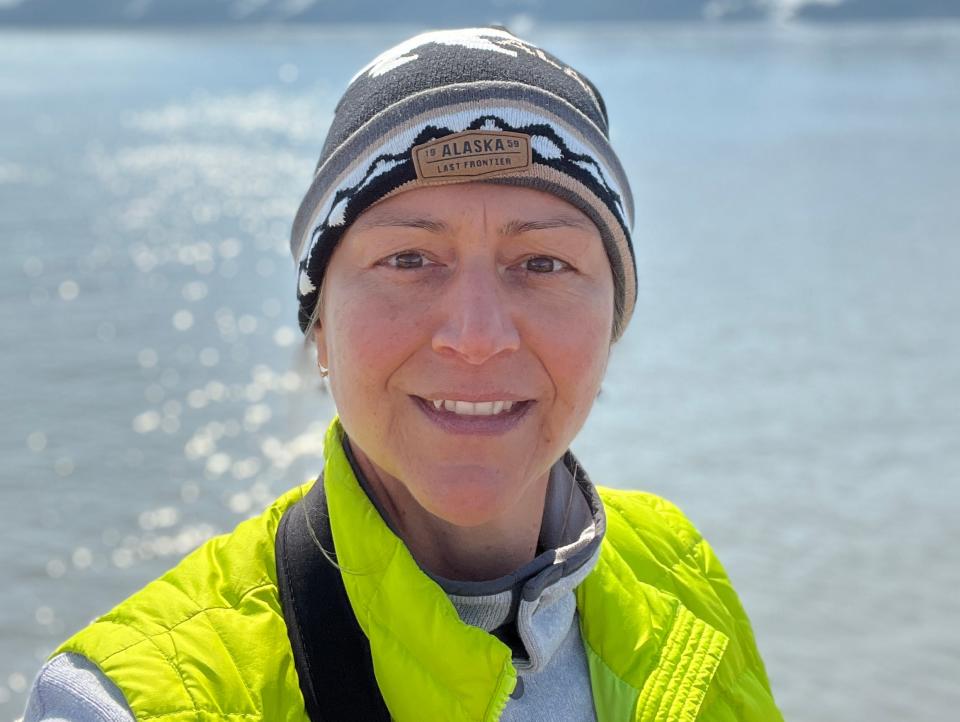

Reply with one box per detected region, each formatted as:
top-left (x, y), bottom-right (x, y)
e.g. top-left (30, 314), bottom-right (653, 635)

top-left (275, 475), bottom-right (392, 721)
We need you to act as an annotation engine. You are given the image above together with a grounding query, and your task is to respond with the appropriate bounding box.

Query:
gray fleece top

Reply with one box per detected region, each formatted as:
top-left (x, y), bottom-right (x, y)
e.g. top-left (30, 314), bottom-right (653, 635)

top-left (24, 453), bottom-right (604, 721)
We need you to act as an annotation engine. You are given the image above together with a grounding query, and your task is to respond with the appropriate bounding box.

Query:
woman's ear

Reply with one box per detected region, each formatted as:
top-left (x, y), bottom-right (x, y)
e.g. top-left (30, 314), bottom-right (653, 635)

top-left (602, 341), bottom-right (613, 376)
top-left (313, 324), bottom-right (329, 371)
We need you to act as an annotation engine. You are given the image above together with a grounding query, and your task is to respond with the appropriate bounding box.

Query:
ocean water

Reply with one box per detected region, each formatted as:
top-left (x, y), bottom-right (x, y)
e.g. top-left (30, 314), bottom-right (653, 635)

top-left (1, 22), bottom-right (958, 721)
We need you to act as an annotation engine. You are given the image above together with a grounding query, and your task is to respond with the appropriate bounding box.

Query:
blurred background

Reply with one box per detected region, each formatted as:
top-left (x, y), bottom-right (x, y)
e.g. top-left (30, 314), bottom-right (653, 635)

top-left (1, 1), bottom-right (958, 720)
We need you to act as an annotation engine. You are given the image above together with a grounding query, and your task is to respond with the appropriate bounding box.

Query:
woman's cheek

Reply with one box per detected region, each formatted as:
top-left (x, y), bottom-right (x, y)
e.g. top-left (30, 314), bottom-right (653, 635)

top-left (536, 298), bottom-right (610, 370)
top-left (332, 283), bottom-right (405, 358)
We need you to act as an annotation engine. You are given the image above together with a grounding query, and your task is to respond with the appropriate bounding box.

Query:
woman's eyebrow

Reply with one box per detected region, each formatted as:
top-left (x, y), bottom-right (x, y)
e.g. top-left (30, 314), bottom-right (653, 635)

top-left (498, 216), bottom-right (595, 236)
top-left (352, 215), bottom-right (449, 233)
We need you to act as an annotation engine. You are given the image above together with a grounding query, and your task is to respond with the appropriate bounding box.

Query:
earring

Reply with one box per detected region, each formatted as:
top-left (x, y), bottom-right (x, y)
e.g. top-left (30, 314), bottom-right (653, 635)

top-left (317, 360), bottom-right (329, 378)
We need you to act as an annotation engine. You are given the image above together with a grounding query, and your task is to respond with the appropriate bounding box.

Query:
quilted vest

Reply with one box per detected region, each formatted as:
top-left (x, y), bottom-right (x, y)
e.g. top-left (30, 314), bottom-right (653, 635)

top-left (54, 417), bottom-right (782, 721)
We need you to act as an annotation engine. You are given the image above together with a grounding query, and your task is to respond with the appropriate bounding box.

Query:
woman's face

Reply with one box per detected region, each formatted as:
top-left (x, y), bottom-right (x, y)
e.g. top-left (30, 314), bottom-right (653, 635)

top-left (315, 183), bottom-right (614, 528)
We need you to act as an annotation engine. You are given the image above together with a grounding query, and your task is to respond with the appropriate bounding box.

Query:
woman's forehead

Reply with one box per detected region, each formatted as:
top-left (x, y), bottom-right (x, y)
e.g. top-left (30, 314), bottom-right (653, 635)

top-left (352, 183), bottom-right (600, 233)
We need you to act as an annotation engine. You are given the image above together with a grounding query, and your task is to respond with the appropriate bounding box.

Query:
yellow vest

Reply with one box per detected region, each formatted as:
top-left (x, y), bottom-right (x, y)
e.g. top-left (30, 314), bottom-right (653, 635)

top-left (55, 417), bottom-right (782, 721)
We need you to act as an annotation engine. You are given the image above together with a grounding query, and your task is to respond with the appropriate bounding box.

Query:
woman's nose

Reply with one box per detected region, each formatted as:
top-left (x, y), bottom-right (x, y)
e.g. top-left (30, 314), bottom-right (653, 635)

top-left (431, 265), bottom-right (521, 365)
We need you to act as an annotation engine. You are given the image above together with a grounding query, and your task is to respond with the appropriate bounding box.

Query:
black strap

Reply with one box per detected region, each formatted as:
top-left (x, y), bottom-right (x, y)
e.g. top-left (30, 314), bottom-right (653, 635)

top-left (275, 477), bottom-right (391, 722)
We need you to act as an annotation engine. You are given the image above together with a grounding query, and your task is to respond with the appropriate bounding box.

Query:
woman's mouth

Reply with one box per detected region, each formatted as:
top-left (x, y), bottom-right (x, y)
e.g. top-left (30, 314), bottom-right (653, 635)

top-left (427, 399), bottom-right (519, 415)
top-left (412, 396), bottom-right (534, 434)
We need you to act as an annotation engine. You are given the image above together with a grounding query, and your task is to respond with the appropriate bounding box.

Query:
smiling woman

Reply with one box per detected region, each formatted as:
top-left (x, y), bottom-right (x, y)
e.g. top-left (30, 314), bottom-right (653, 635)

top-left (25, 26), bottom-right (782, 722)
top-left (317, 184), bottom-right (614, 580)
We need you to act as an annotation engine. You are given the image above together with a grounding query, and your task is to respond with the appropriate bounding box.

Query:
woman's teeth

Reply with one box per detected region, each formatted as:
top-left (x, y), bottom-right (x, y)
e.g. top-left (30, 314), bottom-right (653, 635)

top-left (430, 399), bottom-right (516, 416)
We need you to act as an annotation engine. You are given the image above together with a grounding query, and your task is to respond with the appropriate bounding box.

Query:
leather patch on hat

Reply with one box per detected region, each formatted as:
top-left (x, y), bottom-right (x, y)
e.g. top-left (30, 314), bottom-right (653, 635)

top-left (412, 130), bottom-right (531, 180)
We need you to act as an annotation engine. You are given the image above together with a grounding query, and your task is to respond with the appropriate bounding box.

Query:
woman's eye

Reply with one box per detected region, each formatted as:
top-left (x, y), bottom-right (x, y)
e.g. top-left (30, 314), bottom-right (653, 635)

top-left (385, 251), bottom-right (429, 269)
top-left (524, 256), bottom-right (569, 274)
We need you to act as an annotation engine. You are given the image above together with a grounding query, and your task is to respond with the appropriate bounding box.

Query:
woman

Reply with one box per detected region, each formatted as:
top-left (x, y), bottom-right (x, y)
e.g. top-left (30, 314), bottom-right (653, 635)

top-left (25, 27), bottom-right (782, 721)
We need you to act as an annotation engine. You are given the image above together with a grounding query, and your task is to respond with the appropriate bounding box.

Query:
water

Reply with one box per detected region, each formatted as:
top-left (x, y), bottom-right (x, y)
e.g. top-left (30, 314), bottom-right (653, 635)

top-left (1, 22), bottom-right (958, 721)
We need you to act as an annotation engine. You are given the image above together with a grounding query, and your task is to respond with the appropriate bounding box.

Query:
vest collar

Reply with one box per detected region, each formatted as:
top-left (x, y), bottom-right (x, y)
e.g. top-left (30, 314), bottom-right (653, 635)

top-left (322, 417), bottom-right (518, 722)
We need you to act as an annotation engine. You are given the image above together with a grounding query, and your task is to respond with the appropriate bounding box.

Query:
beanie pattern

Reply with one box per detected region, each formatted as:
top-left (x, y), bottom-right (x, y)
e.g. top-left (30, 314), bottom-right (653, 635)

top-left (290, 28), bottom-right (637, 338)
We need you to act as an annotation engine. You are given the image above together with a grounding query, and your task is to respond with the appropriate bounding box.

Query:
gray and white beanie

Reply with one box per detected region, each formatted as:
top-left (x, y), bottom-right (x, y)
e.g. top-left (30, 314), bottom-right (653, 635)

top-left (290, 26), bottom-right (636, 339)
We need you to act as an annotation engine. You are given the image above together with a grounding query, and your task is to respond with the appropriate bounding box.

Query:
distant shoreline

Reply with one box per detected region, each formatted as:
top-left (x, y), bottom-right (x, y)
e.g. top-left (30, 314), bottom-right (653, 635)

top-left (2, 18), bottom-right (960, 34)
top-left (2, 0), bottom-right (960, 31)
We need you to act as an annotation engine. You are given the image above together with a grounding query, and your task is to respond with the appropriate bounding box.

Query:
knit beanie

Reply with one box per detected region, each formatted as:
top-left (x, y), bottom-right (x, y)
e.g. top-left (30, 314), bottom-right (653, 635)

top-left (290, 26), bottom-right (636, 339)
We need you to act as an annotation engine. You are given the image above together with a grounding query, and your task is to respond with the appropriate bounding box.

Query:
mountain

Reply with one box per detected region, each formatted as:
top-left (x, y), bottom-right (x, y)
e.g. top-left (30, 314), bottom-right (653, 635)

top-left (0, 0), bottom-right (957, 27)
